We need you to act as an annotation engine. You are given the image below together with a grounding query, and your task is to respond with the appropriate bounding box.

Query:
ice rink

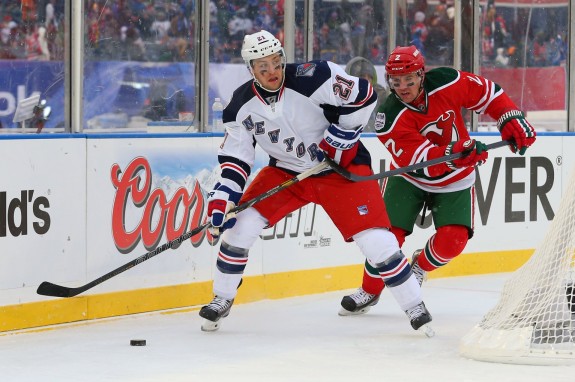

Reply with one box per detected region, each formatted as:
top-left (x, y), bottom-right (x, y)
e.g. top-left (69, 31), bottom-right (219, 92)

top-left (1, 273), bottom-right (573, 382)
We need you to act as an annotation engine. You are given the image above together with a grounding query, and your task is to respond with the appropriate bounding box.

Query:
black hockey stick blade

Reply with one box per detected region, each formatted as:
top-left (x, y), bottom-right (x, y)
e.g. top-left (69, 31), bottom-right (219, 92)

top-left (325, 140), bottom-right (510, 182)
top-left (36, 221), bottom-right (210, 298)
top-left (37, 161), bottom-right (330, 298)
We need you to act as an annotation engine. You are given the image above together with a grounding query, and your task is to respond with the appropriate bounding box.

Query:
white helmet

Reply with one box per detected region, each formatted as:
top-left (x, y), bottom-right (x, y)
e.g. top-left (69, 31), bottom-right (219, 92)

top-left (241, 30), bottom-right (284, 66)
top-left (241, 30), bottom-right (286, 92)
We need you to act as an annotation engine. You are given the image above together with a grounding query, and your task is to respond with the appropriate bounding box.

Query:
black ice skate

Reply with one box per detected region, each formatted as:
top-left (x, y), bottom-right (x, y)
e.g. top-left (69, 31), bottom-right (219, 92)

top-left (339, 287), bottom-right (380, 316)
top-left (199, 296), bottom-right (234, 332)
top-left (405, 301), bottom-right (434, 337)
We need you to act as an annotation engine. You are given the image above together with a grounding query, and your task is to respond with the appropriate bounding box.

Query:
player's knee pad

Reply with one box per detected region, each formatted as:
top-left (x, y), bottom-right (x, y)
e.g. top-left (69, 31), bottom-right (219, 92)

top-left (222, 207), bottom-right (268, 248)
top-left (353, 228), bottom-right (401, 265)
top-left (433, 225), bottom-right (469, 260)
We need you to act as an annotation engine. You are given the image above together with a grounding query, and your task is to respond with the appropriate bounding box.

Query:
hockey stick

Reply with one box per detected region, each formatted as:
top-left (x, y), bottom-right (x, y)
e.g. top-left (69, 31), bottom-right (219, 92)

top-left (37, 161), bottom-right (330, 298)
top-left (324, 140), bottom-right (510, 182)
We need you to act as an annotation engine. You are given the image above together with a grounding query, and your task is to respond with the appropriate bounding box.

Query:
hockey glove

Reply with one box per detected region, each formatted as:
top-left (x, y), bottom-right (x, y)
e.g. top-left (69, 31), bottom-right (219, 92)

top-left (497, 110), bottom-right (536, 155)
top-left (318, 124), bottom-right (363, 168)
top-left (207, 182), bottom-right (243, 238)
top-left (445, 139), bottom-right (488, 170)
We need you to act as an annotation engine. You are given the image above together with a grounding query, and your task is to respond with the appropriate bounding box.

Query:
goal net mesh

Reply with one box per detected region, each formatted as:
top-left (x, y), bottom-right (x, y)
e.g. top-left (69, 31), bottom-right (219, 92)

top-left (460, 165), bottom-right (575, 365)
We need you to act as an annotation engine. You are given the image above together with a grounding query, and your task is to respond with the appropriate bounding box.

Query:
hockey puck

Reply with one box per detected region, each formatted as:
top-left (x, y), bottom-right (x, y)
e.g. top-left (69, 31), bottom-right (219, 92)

top-left (130, 339), bottom-right (146, 346)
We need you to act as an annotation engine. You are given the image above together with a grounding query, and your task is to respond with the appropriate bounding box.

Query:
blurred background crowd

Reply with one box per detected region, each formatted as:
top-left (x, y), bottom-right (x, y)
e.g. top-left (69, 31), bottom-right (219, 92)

top-left (0, 0), bottom-right (567, 68)
top-left (0, 0), bottom-right (568, 132)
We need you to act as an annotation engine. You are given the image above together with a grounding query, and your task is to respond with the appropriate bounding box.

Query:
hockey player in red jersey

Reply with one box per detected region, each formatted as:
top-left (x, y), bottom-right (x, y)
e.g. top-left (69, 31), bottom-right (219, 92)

top-left (339, 45), bottom-right (536, 315)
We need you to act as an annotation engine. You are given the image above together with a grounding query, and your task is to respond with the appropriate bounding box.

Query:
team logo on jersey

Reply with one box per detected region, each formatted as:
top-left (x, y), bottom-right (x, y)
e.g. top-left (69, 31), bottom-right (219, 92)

top-left (296, 63), bottom-right (316, 77)
top-left (420, 110), bottom-right (458, 143)
top-left (357, 205), bottom-right (369, 215)
top-left (374, 112), bottom-right (386, 131)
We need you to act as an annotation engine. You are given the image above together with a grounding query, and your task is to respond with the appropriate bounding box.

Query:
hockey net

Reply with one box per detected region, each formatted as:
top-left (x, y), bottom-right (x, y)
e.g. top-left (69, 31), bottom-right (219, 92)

top-left (460, 164), bottom-right (575, 365)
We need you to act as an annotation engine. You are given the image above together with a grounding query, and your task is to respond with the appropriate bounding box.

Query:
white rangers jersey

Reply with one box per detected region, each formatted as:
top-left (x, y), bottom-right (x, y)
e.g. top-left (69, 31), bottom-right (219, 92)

top-left (218, 60), bottom-right (378, 191)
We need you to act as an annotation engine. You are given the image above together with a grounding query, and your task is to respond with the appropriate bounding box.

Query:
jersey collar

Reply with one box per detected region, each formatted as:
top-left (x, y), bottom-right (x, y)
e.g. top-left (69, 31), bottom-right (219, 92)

top-left (395, 90), bottom-right (428, 113)
top-left (252, 82), bottom-right (285, 112)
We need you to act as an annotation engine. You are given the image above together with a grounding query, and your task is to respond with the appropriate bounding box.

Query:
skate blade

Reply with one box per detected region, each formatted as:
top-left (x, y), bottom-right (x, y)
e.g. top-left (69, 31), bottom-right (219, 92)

top-left (338, 306), bottom-right (371, 316)
top-left (418, 324), bottom-right (435, 338)
top-left (201, 319), bottom-right (221, 332)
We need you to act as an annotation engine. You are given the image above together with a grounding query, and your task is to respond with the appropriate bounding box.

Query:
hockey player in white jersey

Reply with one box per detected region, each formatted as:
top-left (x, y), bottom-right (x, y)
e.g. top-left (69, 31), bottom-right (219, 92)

top-left (200, 30), bottom-right (433, 335)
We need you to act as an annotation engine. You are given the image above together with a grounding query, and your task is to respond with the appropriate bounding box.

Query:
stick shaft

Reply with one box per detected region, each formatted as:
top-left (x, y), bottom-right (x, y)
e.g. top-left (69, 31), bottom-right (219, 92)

top-left (326, 140), bottom-right (509, 182)
top-left (37, 161), bottom-right (329, 298)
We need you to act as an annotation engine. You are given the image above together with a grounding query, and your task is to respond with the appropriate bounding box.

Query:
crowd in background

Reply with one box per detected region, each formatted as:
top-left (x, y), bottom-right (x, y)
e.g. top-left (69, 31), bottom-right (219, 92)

top-left (479, 2), bottom-right (567, 68)
top-left (0, 0), bottom-right (64, 60)
top-left (0, 0), bottom-right (568, 68)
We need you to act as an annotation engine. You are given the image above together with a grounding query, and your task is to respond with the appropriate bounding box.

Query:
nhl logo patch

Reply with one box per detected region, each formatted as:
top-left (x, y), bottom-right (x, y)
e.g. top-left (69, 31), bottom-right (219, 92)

top-left (357, 205), bottom-right (369, 215)
top-left (296, 63), bottom-right (316, 77)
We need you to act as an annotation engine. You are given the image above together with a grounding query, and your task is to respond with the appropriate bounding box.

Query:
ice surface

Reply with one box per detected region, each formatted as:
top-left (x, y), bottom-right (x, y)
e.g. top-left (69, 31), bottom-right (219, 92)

top-left (0, 274), bottom-right (572, 381)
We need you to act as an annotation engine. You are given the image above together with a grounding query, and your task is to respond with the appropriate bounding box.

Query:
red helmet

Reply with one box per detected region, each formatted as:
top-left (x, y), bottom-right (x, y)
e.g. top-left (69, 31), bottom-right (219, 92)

top-left (385, 45), bottom-right (425, 76)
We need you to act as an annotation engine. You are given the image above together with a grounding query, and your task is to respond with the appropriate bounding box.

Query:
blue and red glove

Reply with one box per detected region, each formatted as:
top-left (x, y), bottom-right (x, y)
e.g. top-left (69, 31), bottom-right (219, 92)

top-left (497, 110), bottom-right (536, 155)
top-left (317, 124), bottom-right (363, 168)
top-left (207, 182), bottom-right (243, 238)
top-left (445, 139), bottom-right (488, 170)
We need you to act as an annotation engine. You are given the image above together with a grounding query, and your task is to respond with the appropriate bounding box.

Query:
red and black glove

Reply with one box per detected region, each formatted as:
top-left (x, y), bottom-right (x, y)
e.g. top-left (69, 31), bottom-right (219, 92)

top-left (497, 110), bottom-right (536, 155)
top-left (445, 139), bottom-right (488, 170)
top-left (317, 124), bottom-right (363, 168)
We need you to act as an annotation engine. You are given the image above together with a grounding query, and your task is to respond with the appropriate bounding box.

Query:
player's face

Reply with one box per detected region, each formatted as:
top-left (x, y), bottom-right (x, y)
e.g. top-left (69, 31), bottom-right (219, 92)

top-left (388, 72), bottom-right (422, 103)
top-left (252, 53), bottom-right (284, 91)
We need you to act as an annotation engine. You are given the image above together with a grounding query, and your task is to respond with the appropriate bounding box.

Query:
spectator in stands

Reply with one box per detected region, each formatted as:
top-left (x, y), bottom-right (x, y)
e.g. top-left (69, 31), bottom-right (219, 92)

top-left (168, 11), bottom-right (192, 60)
top-left (45, 0), bottom-right (58, 29)
top-left (546, 34), bottom-right (566, 66)
top-left (483, 5), bottom-right (509, 61)
top-left (254, 4), bottom-right (276, 33)
top-left (228, 8), bottom-right (253, 46)
top-left (150, 11), bottom-right (171, 42)
top-left (352, 5), bottom-right (375, 59)
top-left (424, 12), bottom-right (452, 66)
top-left (213, 44), bottom-right (231, 63)
top-left (215, 0), bottom-right (233, 42)
top-left (530, 30), bottom-right (547, 67)
top-left (0, 15), bottom-right (18, 53)
top-left (411, 11), bottom-right (428, 56)
top-left (369, 34), bottom-right (385, 65)
top-left (26, 24), bottom-right (50, 61)
top-left (318, 23), bottom-right (339, 61)
top-left (494, 47), bottom-right (509, 68)
top-left (21, 0), bottom-right (37, 25)
top-left (122, 19), bottom-right (146, 61)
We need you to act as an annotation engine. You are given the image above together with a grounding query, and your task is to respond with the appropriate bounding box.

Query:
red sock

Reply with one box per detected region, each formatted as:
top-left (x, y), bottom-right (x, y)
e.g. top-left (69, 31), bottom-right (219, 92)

top-left (417, 225), bottom-right (469, 272)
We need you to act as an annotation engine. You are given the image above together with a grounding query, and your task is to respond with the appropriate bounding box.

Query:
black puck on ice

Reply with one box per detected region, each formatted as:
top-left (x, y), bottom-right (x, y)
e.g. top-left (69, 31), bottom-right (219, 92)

top-left (130, 339), bottom-right (146, 346)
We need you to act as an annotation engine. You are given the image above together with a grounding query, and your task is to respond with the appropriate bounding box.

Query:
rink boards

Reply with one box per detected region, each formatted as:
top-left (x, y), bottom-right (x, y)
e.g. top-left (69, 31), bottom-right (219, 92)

top-left (0, 132), bottom-right (572, 332)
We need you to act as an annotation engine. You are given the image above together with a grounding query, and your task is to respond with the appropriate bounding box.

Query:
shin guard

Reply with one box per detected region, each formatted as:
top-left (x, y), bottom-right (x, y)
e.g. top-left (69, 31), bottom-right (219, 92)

top-left (417, 225), bottom-right (469, 271)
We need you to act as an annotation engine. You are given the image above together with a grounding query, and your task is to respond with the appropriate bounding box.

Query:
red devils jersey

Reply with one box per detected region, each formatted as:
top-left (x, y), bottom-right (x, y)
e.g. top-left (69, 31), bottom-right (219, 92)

top-left (375, 67), bottom-right (518, 192)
